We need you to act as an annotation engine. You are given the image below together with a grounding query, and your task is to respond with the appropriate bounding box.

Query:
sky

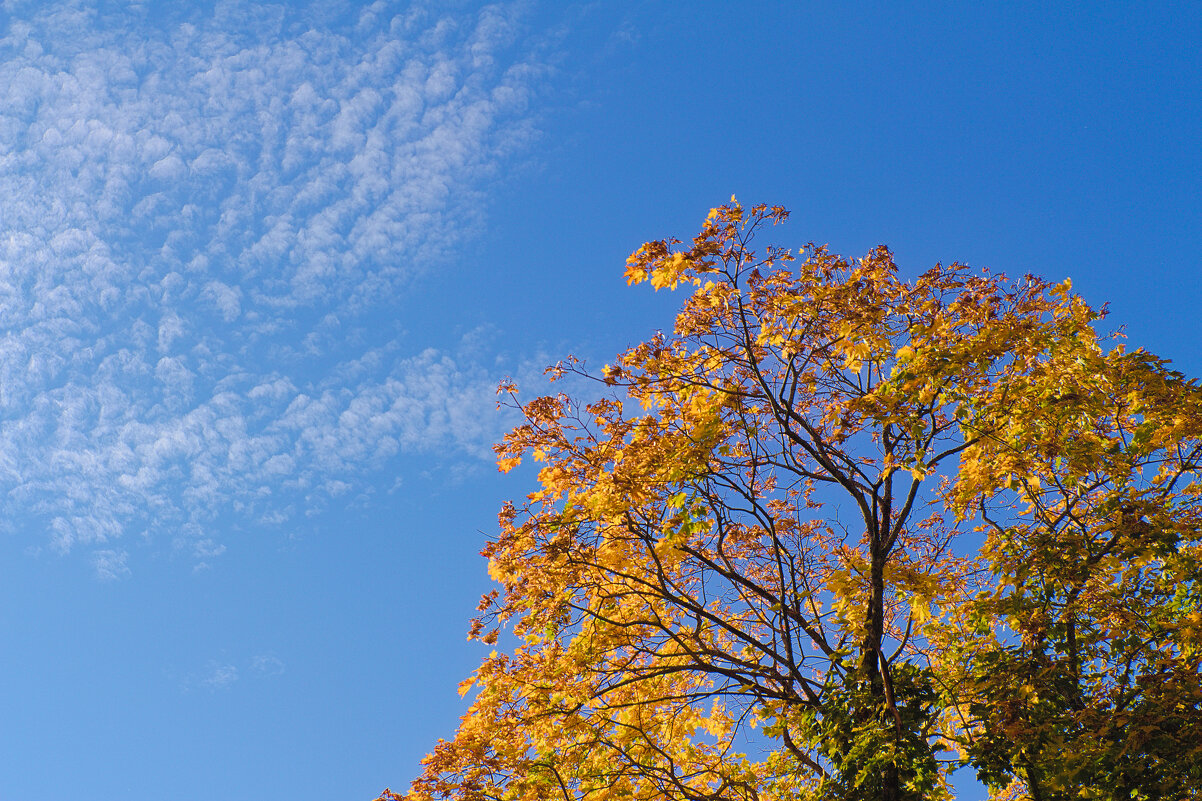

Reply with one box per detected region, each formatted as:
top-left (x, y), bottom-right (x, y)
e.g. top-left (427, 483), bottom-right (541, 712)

top-left (0, 1), bottom-right (1198, 799)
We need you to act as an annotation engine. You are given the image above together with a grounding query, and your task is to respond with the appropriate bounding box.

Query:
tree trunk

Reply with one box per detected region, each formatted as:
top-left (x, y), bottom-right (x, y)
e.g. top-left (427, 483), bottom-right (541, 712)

top-left (860, 534), bottom-right (901, 801)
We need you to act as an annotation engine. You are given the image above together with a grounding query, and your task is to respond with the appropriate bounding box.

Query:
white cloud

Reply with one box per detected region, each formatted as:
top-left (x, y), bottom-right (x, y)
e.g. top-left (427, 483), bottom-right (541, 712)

top-left (200, 281), bottom-right (241, 322)
top-left (92, 548), bottom-right (131, 581)
top-left (250, 654), bottom-right (285, 677)
top-left (0, 0), bottom-right (546, 560)
top-left (200, 662), bottom-right (239, 691)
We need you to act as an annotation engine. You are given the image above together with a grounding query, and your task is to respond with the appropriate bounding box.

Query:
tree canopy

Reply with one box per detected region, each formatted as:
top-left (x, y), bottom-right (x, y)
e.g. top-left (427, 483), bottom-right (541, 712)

top-left (388, 201), bottom-right (1202, 801)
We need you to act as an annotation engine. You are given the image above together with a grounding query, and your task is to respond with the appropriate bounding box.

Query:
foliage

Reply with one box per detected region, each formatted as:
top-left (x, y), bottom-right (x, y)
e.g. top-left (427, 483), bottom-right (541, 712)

top-left (385, 201), bottom-right (1202, 801)
top-left (940, 325), bottom-right (1202, 798)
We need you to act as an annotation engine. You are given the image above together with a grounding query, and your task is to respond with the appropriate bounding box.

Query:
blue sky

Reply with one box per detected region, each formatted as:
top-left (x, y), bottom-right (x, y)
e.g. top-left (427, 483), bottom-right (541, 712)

top-left (0, 1), bottom-right (1197, 799)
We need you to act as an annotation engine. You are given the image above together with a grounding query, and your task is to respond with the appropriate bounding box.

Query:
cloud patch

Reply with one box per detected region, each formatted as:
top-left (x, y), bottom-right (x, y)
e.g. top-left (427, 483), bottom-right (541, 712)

top-left (92, 549), bottom-right (131, 581)
top-left (0, 0), bottom-right (545, 558)
top-left (251, 654), bottom-right (286, 677)
top-left (199, 662), bottom-right (240, 691)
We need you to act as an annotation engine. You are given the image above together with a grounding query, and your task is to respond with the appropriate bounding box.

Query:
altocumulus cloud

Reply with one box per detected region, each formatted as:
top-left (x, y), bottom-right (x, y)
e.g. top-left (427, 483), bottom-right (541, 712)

top-left (0, 0), bottom-right (544, 561)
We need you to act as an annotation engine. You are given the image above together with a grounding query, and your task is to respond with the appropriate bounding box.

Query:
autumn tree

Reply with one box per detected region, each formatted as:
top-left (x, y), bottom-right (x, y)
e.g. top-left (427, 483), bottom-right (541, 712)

top-left (390, 201), bottom-right (1202, 801)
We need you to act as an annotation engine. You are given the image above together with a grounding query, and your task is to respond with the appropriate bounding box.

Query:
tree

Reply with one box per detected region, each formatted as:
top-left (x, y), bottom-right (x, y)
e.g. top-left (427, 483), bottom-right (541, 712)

top-left (388, 201), bottom-right (1202, 801)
